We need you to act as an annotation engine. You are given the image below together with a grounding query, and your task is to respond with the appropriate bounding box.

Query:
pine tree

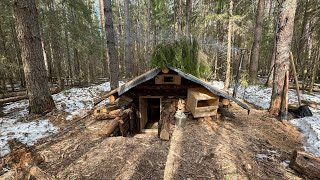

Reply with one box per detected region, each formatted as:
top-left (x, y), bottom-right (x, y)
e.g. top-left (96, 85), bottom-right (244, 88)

top-left (13, 0), bottom-right (55, 114)
top-left (124, 0), bottom-right (132, 78)
top-left (269, 0), bottom-right (297, 116)
top-left (249, 0), bottom-right (265, 84)
top-left (104, 0), bottom-right (119, 89)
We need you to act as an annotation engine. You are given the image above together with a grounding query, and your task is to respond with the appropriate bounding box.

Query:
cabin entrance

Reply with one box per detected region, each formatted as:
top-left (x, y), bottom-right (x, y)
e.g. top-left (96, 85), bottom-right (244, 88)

top-left (139, 96), bottom-right (162, 132)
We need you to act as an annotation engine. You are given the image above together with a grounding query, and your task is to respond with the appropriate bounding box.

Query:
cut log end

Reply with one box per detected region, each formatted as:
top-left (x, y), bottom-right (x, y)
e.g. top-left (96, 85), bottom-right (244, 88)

top-left (108, 95), bottom-right (116, 103)
top-left (221, 98), bottom-right (230, 106)
top-left (162, 67), bottom-right (170, 74)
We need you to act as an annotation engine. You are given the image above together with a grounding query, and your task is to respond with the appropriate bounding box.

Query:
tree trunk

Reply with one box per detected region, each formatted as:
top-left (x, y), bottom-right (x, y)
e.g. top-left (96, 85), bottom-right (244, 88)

top-left (224, 0), bottom-right (233, 91)
top-left (266, 10), bottom-right (279, 87)
top-left (98, 0), bottom-right (105, 29)
top-left (10, 21), bottom-right (25, 88)
top-left (43, 39), bottom-right (53, 82)
top-left (0, 22), bottom-right (16, 92)
top-left (269, 0), bottom-right (297, 116)
top-left (185, 0), bottom-right (192, 37)
top-left (104, 0), bottom-right (119, 90)
top-left (47, 0), bottom-right (64, 90)
top-left (144, 0), bottom-right (151, 72)
top-left (63, 9), bottom-right (72, 85)
top-left (249, 0), bottom-right (265, 84)
top-left (124, 0), bottom-right (132, 78)
top-left (73, 48), bottom-right (80, 85)
top-left (13, 0), bottom-right (55, 114)
top-left (177, 0), bottom-right (183, 38)
top-left (296, 0), bottom-right (309, 81)
top-left (308, 49), bottom-right (320, 93)
top-left (115, 0), bottom-right (124, 75)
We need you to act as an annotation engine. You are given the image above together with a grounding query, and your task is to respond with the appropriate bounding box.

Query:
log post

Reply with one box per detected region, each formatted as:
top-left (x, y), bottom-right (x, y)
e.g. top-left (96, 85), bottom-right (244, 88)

top-left (160, 108), bottom-right (171, 141)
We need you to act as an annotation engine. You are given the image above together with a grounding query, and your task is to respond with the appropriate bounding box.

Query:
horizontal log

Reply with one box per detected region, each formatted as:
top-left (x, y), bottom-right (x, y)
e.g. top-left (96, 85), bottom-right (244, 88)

top-left (0, 95), bottom-right (27, 104)
top-left (99, 117), bottom-right (121, 136)
top-left (301, 100), bottom-right (318, 109)
top-left (289, 150), bottom-right (320, 179)
top-left (0, 91), bottom-right (26, 99)
top-left (95, 109), bottom-right (122, 120)
top-left (93, 88), bottom-right (119, 106)
top-left (0, 88), bottom-right (60, 104)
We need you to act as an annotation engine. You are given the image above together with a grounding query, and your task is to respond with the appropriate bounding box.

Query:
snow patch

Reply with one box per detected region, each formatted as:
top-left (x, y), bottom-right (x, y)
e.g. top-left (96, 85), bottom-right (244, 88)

top-left (0, 118), bottom-right (57, 157)
top-left (290, 114), bottom-right (320, 157)
top-left (280, 160), bottom-right (290, 168)
top-left (1, 81), bottom-right (124, 157)
top-left (256, 154), bottom-right (268, 161)
top-left (208, 81), bottom-right (225, 90)
top-left (53, 81), bottom-right (123, 120)
top-left (209, 81), bottom-right (320, 157)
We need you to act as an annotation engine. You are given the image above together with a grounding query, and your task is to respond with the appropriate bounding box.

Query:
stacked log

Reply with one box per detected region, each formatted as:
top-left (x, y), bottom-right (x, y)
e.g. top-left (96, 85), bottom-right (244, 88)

top-left (176, 98), bottom-right (188, 112)
top-left (95, 109), bottom-right (123, 120)
top-left (97, 107), bottom-right (136, 137)
top-left (99, 117), bottom-right (121, 136)
top-left (118, 108), bottom-right (134, 137)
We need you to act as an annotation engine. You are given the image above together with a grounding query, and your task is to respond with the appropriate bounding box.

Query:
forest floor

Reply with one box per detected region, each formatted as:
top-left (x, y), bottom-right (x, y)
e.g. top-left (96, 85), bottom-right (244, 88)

top-left (1, 103), bottom-right (305, 179)
top-left (1, 81), bottom-right (319, 179)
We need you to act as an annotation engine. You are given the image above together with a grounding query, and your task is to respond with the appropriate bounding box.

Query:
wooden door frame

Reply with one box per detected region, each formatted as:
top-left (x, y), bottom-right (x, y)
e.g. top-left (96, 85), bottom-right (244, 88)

top-left (139, 96), bottom-right (162, 132)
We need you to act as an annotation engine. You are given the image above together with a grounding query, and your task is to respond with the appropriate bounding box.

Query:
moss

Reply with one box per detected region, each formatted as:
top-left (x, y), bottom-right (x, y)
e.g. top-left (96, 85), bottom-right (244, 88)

top-left (151, 37), bottom-right (209, 78)
top-left (30, 105), bottom-right (42, 114)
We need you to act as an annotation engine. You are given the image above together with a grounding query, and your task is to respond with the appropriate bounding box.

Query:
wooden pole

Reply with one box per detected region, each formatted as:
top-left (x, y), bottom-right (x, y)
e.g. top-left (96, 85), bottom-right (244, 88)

top-left (289, 52), bottom-right (301, 106)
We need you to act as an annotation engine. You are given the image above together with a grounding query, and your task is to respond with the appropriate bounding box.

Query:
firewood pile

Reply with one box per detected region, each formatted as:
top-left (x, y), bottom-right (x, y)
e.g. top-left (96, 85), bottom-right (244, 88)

top-left (95, 106), bottom-right (137, 137)
top-left (158, 98), bottom-right (188, 140)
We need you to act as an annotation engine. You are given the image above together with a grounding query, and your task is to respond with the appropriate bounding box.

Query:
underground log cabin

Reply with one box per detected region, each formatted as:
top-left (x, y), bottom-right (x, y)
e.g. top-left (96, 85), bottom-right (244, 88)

top-left (94, 66), bottom-right (250, 139)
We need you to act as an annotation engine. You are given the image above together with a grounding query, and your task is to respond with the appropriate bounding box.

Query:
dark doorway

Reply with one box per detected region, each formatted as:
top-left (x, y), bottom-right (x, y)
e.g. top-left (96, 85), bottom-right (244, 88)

top-left (139, 96), bottom-right (161, 132)
top-left (145, 98), bottom-right (161, 129)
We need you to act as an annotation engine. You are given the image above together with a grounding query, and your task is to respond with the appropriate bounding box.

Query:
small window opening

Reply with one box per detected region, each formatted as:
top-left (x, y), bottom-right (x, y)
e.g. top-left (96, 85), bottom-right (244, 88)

top-left (163, 76), bottom-right (174, 82)
top-left (197, 99), bottom-right (215, 107)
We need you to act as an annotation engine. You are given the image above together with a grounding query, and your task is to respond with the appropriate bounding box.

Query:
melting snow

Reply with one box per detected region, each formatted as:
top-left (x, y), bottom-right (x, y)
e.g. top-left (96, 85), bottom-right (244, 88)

top-left (209, 81), bottom-right (320, 157)
top-left (291, 113), bottom-right (320, 157)
top-left (1, 81), bottom-right (123, 157)
top-left (0, 118), bottom-right (57, 157)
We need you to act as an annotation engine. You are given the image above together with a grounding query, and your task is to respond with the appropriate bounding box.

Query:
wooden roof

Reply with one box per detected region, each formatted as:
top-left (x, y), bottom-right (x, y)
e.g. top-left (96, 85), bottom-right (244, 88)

top-left (105, 66), bottom-right (250, 112)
